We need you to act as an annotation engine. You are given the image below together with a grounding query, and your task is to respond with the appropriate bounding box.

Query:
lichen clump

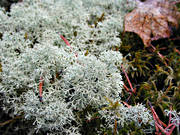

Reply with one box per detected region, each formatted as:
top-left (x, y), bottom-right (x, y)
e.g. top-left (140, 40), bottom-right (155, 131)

top-left (0, 0), bottom-right (153, 134)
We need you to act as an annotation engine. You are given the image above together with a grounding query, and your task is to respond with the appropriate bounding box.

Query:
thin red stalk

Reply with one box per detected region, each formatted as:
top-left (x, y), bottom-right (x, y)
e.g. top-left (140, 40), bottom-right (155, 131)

top-left (159, 47), bottom-right (167, 50)
top-left (165, 123), bottom-right (175, 130)
top-left (152, 113), bottom-right (157, 122)
top-left (133, 88), bottom-right (136, 93)
top-left (155, 132), bottom-right (162, 135)
top-left (60, 35), bottom-right (78, 57)
top-left (150, 44), bottom-right (168, 66)
top-left (155, 121), bottom-right (161, 135)
top-left (126, 94), bottom-right (132, 103)
top-left (123, 84), bottom-right (133, 103)
top-left (149, 101), bottom-right (178, 135)
top-left (150, 44), bottom-right (156, 51)
top-left (149, 101), bottom-right (167, 128)
top-left (121, 65), bottom-right (135, 93)
top-left (122, 101), bottom-right (131, 108)
top-left (60, 35), bottom-right (72, 48)
top-left (158, 117), bottom-right (167, 128)
top-left (168, 106), bottom-right (172, 125)
top-left (151, 106), bottom-right (167, 127)
top-left (155, 124), bottom-right (159, 134)
top-left (153, 113), bottom-right (161, 134)
top-left (123, 84), bottom-right (131, 93)
top-left (155, 113), bottom-right (167, 128)
top-left (39, 77), bottom-right (43, 102)
top-left (174, 48), bottom-right (180, 55)
top-left (157, 52), bottom-right (168, 66)
top-left (167, 125), bottom-right (176, 135)
top-left (155, 122), bottom-right (168, 134)
top-left (151, 107), bottom-right (159, 121)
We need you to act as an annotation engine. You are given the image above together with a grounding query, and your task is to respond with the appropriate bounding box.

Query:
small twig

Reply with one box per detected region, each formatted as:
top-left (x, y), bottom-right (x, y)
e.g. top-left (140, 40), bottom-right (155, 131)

top-left (0, 115), bottom-right (23, 127)
top-left (114, 119), bottom-right (117, 135)
top-left (123, 84), bottom-right (131, 93)
top-left (125, 94), bottom-right (132, 103)
top-left (155, 122), bottom-right (168, 134)
top-left (148, 101), bottom-right (179, 135)
top-left (121, 64), bottom-right (135, 93)
top-left (60, 35), bottom-right (72, 48)
top-left (122, 101), bottom-right (131, 108)
top-left (168, 125), bottom-right (176, 135)
top-left (39, 77), bottom-right (43, 102)
top-left (174, 48), bottom-right (180, 55)
top-left (60, 35), bottom-right (78, 57)
top-left (149, 44), bottom-right (169, 66)
top-left (168, 106), bottom-right (172, 126)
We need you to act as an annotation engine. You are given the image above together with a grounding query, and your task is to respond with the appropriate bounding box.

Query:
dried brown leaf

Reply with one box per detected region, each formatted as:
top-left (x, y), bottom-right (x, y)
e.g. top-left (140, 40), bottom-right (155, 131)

top-left (124, 0), bottom-right (180, 46)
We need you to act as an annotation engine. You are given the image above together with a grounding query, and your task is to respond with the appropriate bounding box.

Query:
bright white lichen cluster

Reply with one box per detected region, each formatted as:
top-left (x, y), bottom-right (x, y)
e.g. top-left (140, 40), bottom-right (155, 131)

top-left (99, 103), bottom-right (153, 128)
top-left (164, 109), bottom-right (180, 127)
top-left (63, 52), bottom-right (123, 110)
top-left (0, 0), bottom-right (152, 134)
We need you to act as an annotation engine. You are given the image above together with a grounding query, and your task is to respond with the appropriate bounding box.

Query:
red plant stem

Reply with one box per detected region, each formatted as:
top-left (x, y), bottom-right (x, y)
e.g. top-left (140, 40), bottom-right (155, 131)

top-left (60, 35), bottom-right (72, 48)
top-left (152, 113), bottom-right (157, 122)
top-left (121, 65), bottom-right (135, 93)
top-left (159, 47), bottom-right (167, 50)
top-left (123, 84), bottom-right (131, 93)
top-left (122, 101), bottom-right (131, 108)
top-left (168, 106), bottom-right (172, 125)
top-left (39, 77), bottom-right (43, 102)
top-left (165, 123), bottom-right (175, 130)
top-left (157, 52), bottom-right (168, 66)
top-left (155, 112), bottom-right (167, 128)
top-left (167, 125), bottom-right (176, 135)
top-left (133, 88), bottom-right (136, 93)
top-left (153, 113), bottom-right (161, 134)
top-left (155, 122), bottom-right (168, 134)
top-left (151, 105), bottom-right (167, 127)
top-left (149, 101), bottom-right (167, 129)
top-left (155, 122), bottom-right (160, 134)
top-left (174, 48), bottom-right (180, 55)
top-left (60, 35), bottom-right (78, 57)
top-left (126, 94), bottom-right (132, 103)
top-left (149, 44), bottom-right (168, 66)
top-left (123, 83), bottom-right (134, 103)
top-left (149, 101), bottom-right (178, 135)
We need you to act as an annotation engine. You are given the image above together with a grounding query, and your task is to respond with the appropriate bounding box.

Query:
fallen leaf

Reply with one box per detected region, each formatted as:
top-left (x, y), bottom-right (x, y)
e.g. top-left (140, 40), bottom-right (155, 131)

top-left (124, 0), bottom-right (180, 47)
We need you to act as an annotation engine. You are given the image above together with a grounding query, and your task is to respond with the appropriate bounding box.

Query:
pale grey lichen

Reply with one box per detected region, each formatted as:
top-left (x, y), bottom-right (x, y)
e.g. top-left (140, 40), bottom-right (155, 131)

top-left (99, 103), bottom-right (154, 129)
top-left (62, 54), bottom-right (123, 110)
top-left (0, 0), bottom-right (152, 134)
